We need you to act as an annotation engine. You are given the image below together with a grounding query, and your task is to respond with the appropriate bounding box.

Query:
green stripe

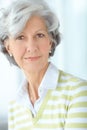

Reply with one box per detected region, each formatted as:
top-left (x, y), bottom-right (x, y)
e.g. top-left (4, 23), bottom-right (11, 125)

top-left (73, 91), bottom-right (87, 99)
top-left (67, 113), bottom-right (87, 118)
top-left (69, 102), bottom-right (87, 108)
top-left (65, 123), bottom-right (87, 128)
top-left (35, 123), bottom-right (63, 128)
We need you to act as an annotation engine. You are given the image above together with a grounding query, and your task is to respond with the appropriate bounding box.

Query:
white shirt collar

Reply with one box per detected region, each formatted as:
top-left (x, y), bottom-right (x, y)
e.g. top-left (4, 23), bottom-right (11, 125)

top-left (38, 62), bottom-right (59, 91)
top-left (16, 62), bottom-right (59, 103)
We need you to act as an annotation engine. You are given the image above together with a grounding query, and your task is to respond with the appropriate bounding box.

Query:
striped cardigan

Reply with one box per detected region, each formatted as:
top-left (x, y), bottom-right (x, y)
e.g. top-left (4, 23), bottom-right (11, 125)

top-left (8, 70), bottom-right (87, 130)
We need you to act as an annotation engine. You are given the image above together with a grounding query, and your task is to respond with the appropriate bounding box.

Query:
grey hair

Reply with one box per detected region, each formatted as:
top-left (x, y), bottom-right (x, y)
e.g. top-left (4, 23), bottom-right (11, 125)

top-left (0, 0), bottom-right (61, 66)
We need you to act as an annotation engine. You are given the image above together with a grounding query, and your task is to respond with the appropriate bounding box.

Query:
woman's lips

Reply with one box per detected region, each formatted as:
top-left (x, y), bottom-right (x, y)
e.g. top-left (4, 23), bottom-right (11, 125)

top-left (24, 56), bottom-right (41, 61)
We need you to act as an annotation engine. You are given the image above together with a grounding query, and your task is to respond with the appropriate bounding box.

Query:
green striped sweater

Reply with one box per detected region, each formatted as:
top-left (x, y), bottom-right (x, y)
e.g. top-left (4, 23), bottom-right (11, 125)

top-left (8, 70), bottom-right (87, 130)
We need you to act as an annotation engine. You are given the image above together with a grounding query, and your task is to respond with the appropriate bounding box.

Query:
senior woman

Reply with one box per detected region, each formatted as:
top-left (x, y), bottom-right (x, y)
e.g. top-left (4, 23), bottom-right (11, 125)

top-left (0, 0), bottom-right (87, 130)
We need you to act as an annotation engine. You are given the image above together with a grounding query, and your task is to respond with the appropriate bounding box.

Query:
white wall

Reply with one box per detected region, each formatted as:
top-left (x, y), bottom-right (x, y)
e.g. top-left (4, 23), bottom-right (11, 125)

top-left (46, 0), bottom-right (87, 80)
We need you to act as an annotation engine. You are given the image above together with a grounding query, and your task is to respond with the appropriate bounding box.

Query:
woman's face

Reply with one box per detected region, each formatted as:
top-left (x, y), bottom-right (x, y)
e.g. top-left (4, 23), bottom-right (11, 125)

top-left (6, 16), bottom-right (52, 73)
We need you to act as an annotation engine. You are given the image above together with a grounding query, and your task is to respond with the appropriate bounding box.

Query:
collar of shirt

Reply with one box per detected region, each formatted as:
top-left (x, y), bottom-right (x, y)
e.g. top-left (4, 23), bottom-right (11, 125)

top-left (38, 62), bottom-right (59, 96)
top-left (16, 62), bottom-right (59, 116)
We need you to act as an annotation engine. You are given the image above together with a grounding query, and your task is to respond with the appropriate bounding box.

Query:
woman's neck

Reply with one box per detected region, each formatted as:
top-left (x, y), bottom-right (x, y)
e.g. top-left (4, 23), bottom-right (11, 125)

top-left (24, 63), bottom-right (49, 105)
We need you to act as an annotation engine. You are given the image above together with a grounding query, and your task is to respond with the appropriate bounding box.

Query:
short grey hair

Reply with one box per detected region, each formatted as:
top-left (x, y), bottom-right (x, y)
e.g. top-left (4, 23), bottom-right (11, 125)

top-left (0, 0), bottom-right (61, 66)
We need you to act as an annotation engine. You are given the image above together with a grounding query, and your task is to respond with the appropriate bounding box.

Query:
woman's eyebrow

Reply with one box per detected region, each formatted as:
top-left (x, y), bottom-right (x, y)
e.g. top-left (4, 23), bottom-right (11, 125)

top-left (35, 29), bottom-right (48, 33)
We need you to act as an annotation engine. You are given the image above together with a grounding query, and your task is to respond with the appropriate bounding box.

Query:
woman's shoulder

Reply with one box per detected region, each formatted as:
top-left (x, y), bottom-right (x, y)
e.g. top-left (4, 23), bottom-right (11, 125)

top-left (58, 69), bottom-right (87, 82)
top-left (8, 94), bottom-right (17, 106)
top-left (57, 69), bottom-right (87, 91)
top-left (8, 96), bottom-right (23, 113)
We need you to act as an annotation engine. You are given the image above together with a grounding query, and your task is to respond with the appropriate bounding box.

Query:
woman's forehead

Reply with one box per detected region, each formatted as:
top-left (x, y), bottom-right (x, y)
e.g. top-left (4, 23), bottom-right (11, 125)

top-left (22, 15), bottom-right (48, 32)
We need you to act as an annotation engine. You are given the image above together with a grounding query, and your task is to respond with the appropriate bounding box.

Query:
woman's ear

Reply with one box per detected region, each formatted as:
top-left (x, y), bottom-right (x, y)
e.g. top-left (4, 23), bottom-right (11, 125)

top-left (4, 40), bottom-right (12, 56)
top-left (49, 40), bottom-right (52, 49)
top-left (50, 40), bottom-right (52, 46)
top-left (48, 41), bottom-right (52, 54)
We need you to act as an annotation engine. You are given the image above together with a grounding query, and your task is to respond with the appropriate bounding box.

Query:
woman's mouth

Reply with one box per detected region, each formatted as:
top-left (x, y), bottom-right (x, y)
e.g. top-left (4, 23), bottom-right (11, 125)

top-left (24, 56), bottom-right (41, 61)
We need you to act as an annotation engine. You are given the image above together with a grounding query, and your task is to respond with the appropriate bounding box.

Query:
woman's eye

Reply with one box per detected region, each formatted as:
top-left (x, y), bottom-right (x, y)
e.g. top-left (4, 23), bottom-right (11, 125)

top-left (16, 35), bottom-right (24, 40)
top-left (36, 33), bottom-right (45, 38)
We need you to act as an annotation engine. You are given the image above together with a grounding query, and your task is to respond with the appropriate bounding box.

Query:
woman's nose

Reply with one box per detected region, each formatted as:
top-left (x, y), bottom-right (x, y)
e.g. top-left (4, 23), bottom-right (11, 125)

top-left (26, 38), bottom-right (38, 53)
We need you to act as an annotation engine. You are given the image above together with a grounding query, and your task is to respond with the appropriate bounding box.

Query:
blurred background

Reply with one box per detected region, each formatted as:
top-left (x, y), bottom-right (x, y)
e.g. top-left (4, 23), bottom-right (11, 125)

top-left (0, 0), bottom-right (87, 129)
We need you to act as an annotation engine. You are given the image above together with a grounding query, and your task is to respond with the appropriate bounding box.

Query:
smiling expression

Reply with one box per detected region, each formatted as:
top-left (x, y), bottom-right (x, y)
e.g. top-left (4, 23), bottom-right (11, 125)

top-left (5, 16), bottom-right (52, 73)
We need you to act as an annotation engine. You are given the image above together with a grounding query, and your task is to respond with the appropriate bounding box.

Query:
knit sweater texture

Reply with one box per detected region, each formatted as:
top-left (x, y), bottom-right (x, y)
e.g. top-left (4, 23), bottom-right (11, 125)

top-left (8, 70), bottom-right (87, 130)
